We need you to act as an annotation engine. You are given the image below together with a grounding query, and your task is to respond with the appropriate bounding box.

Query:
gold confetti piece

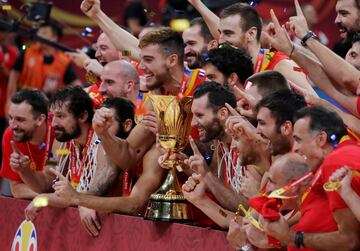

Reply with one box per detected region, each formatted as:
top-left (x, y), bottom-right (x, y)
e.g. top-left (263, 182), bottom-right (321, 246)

top-left (170, 19), bottom-right (190, 32)
top-left (33, 196), bottom-right (49, 208)
top-left (122, 50), bottom-right (131, 57)
top-left (56, 149), bottom-right (70, 155)
top-left (2, 5), bottom-right (12, 11)
top-left (218, 208), bottom-right (228, 218)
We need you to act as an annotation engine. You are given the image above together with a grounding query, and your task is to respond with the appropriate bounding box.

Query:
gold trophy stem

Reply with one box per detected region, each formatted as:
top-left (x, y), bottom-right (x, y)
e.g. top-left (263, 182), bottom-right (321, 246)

top-left (144, 166), bottom-right (192, 222)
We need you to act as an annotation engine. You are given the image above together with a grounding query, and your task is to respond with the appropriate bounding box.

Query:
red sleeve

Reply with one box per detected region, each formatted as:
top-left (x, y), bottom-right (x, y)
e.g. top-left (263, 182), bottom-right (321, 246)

top-left (357, 96), bottom-right (360, 115)
top-left (266, 51), bottom-right (289, 71)
top-left (321, 144), bottom-right (360, 212)
top-left (0, 128), bottom-right (22, 181)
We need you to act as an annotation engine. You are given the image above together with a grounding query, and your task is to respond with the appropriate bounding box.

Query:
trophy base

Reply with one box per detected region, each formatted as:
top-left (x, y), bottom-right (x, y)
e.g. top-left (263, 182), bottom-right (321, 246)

top-left (144, 168), bottom-right (193, 222)
top-left (144, 199), bottom-right (193, 222)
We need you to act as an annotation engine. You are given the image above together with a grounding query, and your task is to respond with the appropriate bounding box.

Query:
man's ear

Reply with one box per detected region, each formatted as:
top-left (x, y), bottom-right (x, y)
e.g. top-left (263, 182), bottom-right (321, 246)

top-left (207, 39), bottom-right (219, 50)
top-left (79, 110), bottom-right (89, 124)
top-left (246, 26), bottom-right (258, 43)
top-left (217, 106), bottom-right (229, 121)
top-left (167, 54), bottom-right (179, 68)
top-left (122, 118), bottom-right (134, 133)
top-left (316, 131), bottom-right (328, 148)
top-left (36, 113), bottom-right (47, 127)
top-left (280, 121), bottom-right (293, 136)
top-left (227, 72), bottom-right (240, 87)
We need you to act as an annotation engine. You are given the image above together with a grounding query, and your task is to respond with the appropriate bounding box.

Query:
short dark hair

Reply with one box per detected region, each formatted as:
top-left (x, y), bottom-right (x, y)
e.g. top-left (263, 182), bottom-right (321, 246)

top-left (220, 3), bottom-right (262, 42)
top-left (256, 89), bottom-right (306, 128)
top-left (11, 89), bottom-right (48, 119)
top-left (50, 86), bottom-right (94, 123)
top-left (294, 105), bottom-right (347, 144)
top-left (206, 46), bottom-right (254, 85)
top-left (102, 98), bottom-right (135, 139)
top-left (139, 27), bottom-right (184, 65)
top-left (189, 17), bottom-right (214, 43)
top-left (39, 20), bottom-right (63, 40)
top-left (194, 81), bottom-right (237, 112)
top-left (247, 71), bottom-right (290, 97)
top-left (351, 31), bottom-right (360, 45)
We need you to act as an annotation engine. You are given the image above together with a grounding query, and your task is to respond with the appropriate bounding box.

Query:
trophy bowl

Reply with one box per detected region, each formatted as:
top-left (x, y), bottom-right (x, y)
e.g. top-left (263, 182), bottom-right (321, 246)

top-left (144, 94), bottom-right (194, 222)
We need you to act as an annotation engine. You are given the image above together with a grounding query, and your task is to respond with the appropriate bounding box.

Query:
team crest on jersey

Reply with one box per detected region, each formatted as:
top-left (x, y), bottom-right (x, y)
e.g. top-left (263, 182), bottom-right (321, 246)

top-left (11, 220), bottom-right (38, 251)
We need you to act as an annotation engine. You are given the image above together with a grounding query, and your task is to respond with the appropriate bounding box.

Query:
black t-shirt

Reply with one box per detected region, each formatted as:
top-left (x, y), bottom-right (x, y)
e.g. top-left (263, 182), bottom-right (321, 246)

top-left (13, 51), bottom-right (78, 85)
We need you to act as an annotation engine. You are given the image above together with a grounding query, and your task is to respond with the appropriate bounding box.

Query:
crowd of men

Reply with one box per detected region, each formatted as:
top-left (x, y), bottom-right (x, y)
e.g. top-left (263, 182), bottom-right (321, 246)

top-left (1, 0), bottom-right (360, 250)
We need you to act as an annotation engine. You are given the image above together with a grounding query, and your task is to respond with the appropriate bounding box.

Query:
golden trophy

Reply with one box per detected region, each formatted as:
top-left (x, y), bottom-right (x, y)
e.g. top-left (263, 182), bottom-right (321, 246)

top-left (144, 94), bottom-right (193, 222)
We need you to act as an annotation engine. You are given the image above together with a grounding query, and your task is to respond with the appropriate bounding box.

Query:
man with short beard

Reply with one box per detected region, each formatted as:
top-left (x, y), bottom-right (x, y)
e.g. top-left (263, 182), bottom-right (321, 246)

top-left (183, 17), bottom-right (218, 69)
top-left (1, 89), bottom-right (54, 199)
top-left (256, 89), bottom-right (307, 159)
top-left (334, 0), bottom-right (360, 52)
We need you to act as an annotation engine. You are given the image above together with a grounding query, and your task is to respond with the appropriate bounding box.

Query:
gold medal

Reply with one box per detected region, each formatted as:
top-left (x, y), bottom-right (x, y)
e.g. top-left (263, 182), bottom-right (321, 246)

top-left (323, 181), bottom-right (341, 192)
top-left (33, 196), bottom-right (49, 208)
top-left (134, 114), bottom-right (144, 125)
top-left (70, 181), bottom-right (79, 189)
top-left (85, 72), bottom-right (98, 85)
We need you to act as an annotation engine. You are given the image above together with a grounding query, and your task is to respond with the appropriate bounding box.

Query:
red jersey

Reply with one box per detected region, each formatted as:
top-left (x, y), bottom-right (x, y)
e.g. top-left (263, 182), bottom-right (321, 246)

top-left (321, 139), bottom-right (360, 212)
top-left (254, 50), bottom-right (289, 73)
top-left (288, 179), bottom-right (338, 251)
top-left (0, 125), bottom-right (55, 182)
top-left (357, 96), bottom-right (360, 115)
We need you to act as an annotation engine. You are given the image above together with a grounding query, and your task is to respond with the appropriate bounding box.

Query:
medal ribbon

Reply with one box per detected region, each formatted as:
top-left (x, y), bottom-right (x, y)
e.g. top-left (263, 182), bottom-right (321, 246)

top-left (26, 120), bottom-right (53, 170)
top-left (70, 128), bottom-right (94, 188)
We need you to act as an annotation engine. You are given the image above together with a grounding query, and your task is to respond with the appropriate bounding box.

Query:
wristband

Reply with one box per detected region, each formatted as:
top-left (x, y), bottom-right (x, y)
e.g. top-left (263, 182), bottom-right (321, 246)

top-left (295, 231), bottom-right (305, 248)
top-left (301, 31), bottom-right (318, 46)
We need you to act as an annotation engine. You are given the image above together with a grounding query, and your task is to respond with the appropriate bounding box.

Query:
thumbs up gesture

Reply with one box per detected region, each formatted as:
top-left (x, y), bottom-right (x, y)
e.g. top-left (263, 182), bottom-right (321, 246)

top-left (10, 140), bottom-right (31, 172)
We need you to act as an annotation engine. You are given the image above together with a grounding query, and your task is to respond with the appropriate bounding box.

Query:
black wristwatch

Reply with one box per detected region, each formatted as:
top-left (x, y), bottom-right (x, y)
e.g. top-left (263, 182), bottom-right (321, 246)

top-left (295, 231), bottom-right (305, 248)
top-left (301, 31), bottom-right (318, 46)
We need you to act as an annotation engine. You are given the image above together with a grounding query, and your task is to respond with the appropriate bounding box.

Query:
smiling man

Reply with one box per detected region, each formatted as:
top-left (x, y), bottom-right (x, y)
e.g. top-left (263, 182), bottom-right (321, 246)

top-left (255, 90), bottom-right (306, 159)
top-left (335, 0), bottom-right (360, 39)
top-left (99, 60), bottom-right (139, 103)
top-left (0, 89), bottom-right (53, 199)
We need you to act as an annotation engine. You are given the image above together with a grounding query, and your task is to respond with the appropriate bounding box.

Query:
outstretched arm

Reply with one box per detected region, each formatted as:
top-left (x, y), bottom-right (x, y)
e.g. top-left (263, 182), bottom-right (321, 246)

top-left (187, 0), bottom-right (220, 40)
top-left (80, 0), bottom-right (140, 61)
top-left (289, 0), bottom-right (359, 94)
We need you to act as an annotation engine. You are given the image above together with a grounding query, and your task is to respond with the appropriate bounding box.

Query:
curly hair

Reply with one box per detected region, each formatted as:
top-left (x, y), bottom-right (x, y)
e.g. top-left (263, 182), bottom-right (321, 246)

top-left (207, 45), bottom-right (254, 84)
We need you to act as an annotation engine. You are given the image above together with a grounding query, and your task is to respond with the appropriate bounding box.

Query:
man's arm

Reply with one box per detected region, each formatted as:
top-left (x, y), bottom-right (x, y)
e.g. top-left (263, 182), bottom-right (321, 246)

top-left (80, 0), bottom-right (140, 61)
top-left (301, 209), bottom-right (360, 251)
top-left (204, 172), bottom-right (248, 212)
top-left (93, 107), bottom-right (155, 169)
top-left (262, 209), bottom-right (360, 251)
top-left (10, 180), bottom-right (38, 199)
top-left (273, 59), bottom-right (317, 96)
top-left (187, 0), bottom-right (220, 40)
top-left (7, 70), bottom-right (20, 102)
top-left (54, 145), bottom-right (165, 213)
top-left (87, 147), bottom-right (119, 196)
top-left (290, 45), bottom-right (359, 117)
top-left (289, 0), bottom-right (360, 94)
top-left (16, 167), bottom-right (54, 193)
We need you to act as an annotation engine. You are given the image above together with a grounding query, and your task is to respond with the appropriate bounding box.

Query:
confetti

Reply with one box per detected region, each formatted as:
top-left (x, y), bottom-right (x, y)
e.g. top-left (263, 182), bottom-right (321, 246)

top-left (2, 4), bottom-right (11, 10)
top-left (81, 27), bottom-right (93, 37)
top-left (56, 149), bottom-right (70, 155)
top-left (33, 196), bottom-right (49, 208)
top-left (170, 18), bottom-right (190, 32)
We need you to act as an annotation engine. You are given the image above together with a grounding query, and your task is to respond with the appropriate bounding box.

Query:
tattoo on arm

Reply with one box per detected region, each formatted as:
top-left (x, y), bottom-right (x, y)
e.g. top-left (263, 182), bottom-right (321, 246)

top-left (88, 158), bottom-right (119, 196)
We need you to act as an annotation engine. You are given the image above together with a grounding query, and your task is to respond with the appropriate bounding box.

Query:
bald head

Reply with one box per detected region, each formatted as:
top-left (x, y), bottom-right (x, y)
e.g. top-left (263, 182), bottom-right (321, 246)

top-left (273, 153), bottom-right (310, 184)
top-left (267, 153), bottom-right (310, 194)
top-left (99, 60), bottom-right (139, 100)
